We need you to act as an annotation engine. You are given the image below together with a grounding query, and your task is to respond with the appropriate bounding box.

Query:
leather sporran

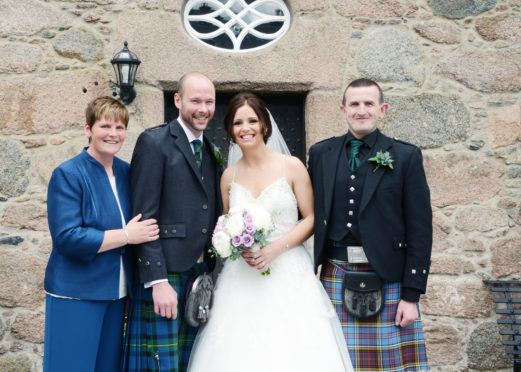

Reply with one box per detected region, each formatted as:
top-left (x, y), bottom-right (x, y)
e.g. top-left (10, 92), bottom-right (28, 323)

top-left (185, 273), bottom-right (213, 327)
top-left (329, 260), bottom-right (385, 319)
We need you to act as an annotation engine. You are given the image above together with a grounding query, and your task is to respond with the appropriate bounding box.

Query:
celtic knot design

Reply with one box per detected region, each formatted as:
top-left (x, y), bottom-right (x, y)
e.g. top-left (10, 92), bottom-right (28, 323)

top-left (184, 0), bottom-right (291, 52)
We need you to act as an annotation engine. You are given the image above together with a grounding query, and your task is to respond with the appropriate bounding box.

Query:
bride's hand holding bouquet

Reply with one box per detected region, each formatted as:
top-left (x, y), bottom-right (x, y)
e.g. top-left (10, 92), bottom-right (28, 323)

top-left (210, 205), bottom-right (274, 275)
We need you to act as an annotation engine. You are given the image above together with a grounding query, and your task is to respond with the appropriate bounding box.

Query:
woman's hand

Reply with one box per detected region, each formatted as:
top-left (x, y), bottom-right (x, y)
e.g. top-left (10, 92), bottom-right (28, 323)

top-left (241, 242), bottom-right (287, 272)
top-left (125, 213), bottom-right (159, 244)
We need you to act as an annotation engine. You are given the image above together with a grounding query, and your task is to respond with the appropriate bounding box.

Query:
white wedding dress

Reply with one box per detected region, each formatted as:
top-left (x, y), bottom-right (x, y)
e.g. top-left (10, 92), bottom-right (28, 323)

top-left (188, 172), bottom-right (354, 372)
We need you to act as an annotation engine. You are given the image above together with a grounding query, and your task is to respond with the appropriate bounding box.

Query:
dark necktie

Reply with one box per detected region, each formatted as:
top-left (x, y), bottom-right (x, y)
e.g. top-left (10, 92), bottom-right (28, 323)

top-left (193, 139), bottom-right (202, 169)
top-left (349, 140), bottom-right (364, 171)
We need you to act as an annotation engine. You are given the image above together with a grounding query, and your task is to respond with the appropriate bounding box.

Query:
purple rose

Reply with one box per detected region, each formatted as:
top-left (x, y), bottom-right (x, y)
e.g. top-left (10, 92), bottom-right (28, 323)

top-left (232, 235), bottom-right (242, 247)
top-left (241, 234), bottom-right (254, 248)
top-left (244, 224), bottom-right (256, 235)
top-left (243, 213), bottom-right (253, 224)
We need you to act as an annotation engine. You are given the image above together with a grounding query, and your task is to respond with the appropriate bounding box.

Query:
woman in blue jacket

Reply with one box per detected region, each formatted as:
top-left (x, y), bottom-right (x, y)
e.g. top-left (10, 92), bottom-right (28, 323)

top-left (44, 96), bottom-right (159, 371)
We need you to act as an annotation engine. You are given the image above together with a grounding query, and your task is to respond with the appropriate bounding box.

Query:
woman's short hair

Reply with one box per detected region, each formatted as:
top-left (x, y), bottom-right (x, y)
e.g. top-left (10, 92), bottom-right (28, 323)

top-left (85, 96), bottom-right (129, 129)
top-left (224, 92), bottom-right (272, 144)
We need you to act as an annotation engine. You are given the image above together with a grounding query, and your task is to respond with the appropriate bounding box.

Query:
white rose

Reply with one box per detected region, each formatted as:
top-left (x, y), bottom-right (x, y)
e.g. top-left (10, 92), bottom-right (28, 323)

top-left (226, 214), bottom-right (245, 236)
top-left (212, 231), bottom-right (232, 257)
top-left (250, 206), bottom-right (273, 231)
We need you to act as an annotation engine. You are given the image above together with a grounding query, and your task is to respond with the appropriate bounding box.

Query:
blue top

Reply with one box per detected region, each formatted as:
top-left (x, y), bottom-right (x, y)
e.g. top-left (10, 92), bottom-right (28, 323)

top-left (44, 149), bottom-right (134, 300)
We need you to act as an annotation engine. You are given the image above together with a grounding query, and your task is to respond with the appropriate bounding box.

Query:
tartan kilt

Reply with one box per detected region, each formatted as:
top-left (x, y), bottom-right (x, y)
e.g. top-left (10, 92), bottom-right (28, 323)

top-left (321, 258), bottom-right (429, 372)
top-left (122, 264), bottom-right (204, 372)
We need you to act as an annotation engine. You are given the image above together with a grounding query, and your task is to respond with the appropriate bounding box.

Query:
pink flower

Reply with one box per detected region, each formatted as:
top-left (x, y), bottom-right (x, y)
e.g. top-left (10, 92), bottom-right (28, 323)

top-left (244, 224), bottom-right (256, 235)
top-left (232, 235), bottom-right (242, 247)
top-left (241, 234), bottom-right (254, 247)
top-left (244, 213), bottom-right (253, 224)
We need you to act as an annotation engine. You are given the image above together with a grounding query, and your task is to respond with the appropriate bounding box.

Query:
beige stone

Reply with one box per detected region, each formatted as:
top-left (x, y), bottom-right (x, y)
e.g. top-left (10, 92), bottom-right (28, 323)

top-left (422, 320), bottom-right (462, 366)
top-left (476, 14), bottom-right (521, 42)
top-left (486, 104), bottom-right (521, 149)
top-left (138, 0), bottom-right (159, 9)
top-left (491, 238), bottom-right (521, 277)
top-left (34, 136), bottom-right (86, 186)
top-left (0, 70), bottom-right (110, 135)
top-left (430, 254), bottom-right (475, 274)
top-left (432, 213), bottom-right (451, 252)
top-left (19, 138), bottom-right (46, 149)
top-left (334, 0), bottom-right (404, 18)
top-left (0, 43), bottom-right (42, 74)
top-left (305, 91), bottom-right (346, 146)
top-left (0, 355), bottom-right (32, 372)
top-left (117, 12), bottom-right (349, 90)
top-left (0, 251), bottom-right (46, 310)
top-left (38, 236), bottom-right (52, 255)
top-left (424, 152), bottom-right (503, 207)
top-left (454, 206), bottom-right (509, 232)
top-left (413, 21), bottom-right (462, 44)
top-left (0, 0), bottom-right (73, 37)
top-left (1, 203), bottom-right (47, 231)
top-left (291, 0), bottom-right (329, 11)
top-left (436, 46), bottom-right (521, 93)
top-left (11, 314), bottom-right (44, 343)
top-left (163, 0), bottom-right (182, 12)
top-left (457, 239), bottom-right (486, 252)
top-left (133, 88), bottom-right (165, 129)
top-left (510, 0), bottom-right (521, 6)
top-left (422, 276), bottom-right (493, 318)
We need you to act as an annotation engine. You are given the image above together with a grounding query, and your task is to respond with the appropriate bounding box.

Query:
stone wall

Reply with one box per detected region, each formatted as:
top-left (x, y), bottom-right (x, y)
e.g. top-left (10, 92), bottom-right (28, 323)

top-left (0, 0), bottom-right (520, 370)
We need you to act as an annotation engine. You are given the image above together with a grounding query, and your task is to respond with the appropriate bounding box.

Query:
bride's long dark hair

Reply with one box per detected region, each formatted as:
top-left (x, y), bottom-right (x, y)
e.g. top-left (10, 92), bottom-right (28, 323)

top-left (223, 92), bottom-right (272, 144)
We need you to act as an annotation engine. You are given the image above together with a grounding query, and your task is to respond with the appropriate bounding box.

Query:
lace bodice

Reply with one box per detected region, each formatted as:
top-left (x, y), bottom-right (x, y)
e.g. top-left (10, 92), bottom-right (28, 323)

top-left (229, 177), bottom-right (298, 242)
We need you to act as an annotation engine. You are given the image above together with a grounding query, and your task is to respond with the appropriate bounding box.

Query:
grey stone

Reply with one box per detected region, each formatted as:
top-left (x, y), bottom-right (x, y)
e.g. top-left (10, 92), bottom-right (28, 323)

top-left (0, 236), bottom-right (24, 245)
top-left (436, 47), bottom-right (521, 93)
top-left (427, 0), bottom-right (496, 19)
top-left (380, 94), bottom-right (470, 148)
top-left (0, 355), bottom-right (32, 372)
top-left (506, 166), bottom-right (521, 178)
top-left (53, 28), bottom-right (104, 62)
top-left (0, 318), bottom-right (5, 339)
top-left (357, 28), bottom-right (425, 86)
top-left (351, 32), bottom-right (362, 39)
top-left (42, 30), bottom-right (56, 39)
top-left (466, 321), bottom-right (511, 369)
top-left (0, 139), bottom-right (30, 198)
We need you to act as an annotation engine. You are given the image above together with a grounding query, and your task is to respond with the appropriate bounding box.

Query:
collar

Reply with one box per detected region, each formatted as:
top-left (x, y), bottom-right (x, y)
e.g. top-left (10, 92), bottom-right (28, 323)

top-left (177, 117), bottom-right (204, 146)
top-left (345, 129), bottom-right (379, 148)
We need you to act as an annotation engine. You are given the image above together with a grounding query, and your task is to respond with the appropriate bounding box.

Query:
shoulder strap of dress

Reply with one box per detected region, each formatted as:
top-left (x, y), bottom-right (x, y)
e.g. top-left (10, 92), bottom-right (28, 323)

top-left (232, 164), bottom-right (237, 183)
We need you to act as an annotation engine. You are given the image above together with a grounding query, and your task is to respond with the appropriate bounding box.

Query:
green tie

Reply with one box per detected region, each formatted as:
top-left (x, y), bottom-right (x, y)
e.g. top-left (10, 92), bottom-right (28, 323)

top-left (349, 140), bottom-right (363, 171)
top-left (193, 139), bottom-right (202, 169)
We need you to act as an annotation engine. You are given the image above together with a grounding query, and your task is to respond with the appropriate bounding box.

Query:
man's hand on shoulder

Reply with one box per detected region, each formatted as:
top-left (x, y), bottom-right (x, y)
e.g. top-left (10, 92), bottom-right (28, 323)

top-left (152, 281), bottom-right (178, 319)
top-left (395, 299), bottom-right (419, 328)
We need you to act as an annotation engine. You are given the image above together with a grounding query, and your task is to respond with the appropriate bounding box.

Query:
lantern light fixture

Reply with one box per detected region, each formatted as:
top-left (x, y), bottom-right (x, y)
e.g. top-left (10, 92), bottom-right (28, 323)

top-left (110, 41), bottom-right (141, 105)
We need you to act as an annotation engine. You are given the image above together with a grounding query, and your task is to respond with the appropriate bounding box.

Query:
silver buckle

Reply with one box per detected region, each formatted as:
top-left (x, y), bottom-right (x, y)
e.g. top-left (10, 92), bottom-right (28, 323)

top-left (347, 246), bottom-right (368, 264)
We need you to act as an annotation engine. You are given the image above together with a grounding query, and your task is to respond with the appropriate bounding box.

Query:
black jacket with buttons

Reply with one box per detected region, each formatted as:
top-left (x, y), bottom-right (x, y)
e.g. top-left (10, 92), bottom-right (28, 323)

top-left (308, 129), bottom-right (432, 302)
top-left (130, 120), bottom-right (222, 283)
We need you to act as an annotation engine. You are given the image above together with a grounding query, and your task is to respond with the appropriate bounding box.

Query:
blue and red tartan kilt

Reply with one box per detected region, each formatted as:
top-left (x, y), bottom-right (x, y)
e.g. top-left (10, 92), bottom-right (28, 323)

top-left (321, 258), bottom-right (429, 371)
top-left (122, 264), bottom-right (204, 372)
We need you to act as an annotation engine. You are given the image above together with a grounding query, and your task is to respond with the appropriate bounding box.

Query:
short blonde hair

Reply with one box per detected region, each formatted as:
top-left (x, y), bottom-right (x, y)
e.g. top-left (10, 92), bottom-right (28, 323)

top-left (85, 96), bottom-right (129, 129)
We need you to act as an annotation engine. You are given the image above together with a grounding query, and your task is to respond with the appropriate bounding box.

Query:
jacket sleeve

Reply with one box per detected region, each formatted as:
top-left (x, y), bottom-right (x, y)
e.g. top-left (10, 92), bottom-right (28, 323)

top-left (47, 167), bottom-right (105, 262)
top-left (401, 147), bottom-right (432, 302)
top-left (130, 131), bottom-right (168, 283)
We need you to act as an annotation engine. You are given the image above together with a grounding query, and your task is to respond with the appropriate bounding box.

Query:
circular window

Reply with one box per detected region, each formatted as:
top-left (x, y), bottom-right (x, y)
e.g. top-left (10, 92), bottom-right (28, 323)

top-left (184, 0), bottom-right (291, 52)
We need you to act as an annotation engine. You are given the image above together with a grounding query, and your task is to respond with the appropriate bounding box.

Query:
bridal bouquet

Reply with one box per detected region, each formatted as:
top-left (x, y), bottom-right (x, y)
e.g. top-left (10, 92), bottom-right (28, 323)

top-left (211, 205), bottom-right (274, 275)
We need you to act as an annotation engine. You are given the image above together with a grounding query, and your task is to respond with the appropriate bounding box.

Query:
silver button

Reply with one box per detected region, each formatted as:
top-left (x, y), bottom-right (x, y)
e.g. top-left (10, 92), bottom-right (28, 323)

top-left (138, 258), bottom-right (142, 263)
top-left (202, 204), bottom-right (208, 210)
top-left (163, 229), bottom-right (168, 234)
top-left (173, 229), bottom-right (176, 234)
top-left (349, 199), bottom-right (354, 204)
top-left (324, 220), bottom-right (327, 225)
top-left (202, 228), bottom-right (207, 234)
top-left (348, 211), bottom-right (353, 216)
top-left (347, 222), bottom-right (352, 228)
top-left (411, 269), bottom-right (416, 274)
top-left (146, 261), bottom-right (150, 266)
top-left (422, 269), bottom-right (427, 274)
top-left (350, 175), bottom-right (356, 180)
top-left (350, 186), bottom-right (355, 192)
top-left (156, 261), bottom-right (161, 266)
top-left (399, 243), bottom-right (402, 247)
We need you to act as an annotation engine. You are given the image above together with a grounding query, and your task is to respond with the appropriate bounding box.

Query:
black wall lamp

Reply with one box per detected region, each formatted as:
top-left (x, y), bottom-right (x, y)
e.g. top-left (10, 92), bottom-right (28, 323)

top-left (111, 41), bottom-right (141, 104)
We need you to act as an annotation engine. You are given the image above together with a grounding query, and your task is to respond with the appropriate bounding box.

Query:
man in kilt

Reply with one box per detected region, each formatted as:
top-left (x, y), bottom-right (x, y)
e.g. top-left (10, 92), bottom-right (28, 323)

top-left (123, 72), bottom-right (222, 371)
top-left (308, 78), bottom-right (432, 371)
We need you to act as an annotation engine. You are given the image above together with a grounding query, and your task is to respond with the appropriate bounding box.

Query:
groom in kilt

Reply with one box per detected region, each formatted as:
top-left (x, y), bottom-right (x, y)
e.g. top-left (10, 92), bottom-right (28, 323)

top-left (309, 78), bottom-right (432, 371)
top-left (123, 72), bottom-right (222, 371)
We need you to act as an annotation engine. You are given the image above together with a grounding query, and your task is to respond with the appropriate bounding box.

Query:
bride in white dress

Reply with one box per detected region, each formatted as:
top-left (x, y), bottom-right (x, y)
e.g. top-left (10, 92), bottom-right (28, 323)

top-left (187, 93), bottom-right (353, 372)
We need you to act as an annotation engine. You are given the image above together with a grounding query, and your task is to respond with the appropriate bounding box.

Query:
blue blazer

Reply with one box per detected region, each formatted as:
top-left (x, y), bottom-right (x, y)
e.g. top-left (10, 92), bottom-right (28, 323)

top-left (44, 149), bottom-right (134, 300)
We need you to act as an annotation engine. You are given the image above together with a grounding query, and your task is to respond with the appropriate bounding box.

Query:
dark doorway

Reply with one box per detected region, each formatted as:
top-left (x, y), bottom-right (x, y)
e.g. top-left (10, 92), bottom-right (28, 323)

top-left (164, 92), bottom-right (306, 164)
